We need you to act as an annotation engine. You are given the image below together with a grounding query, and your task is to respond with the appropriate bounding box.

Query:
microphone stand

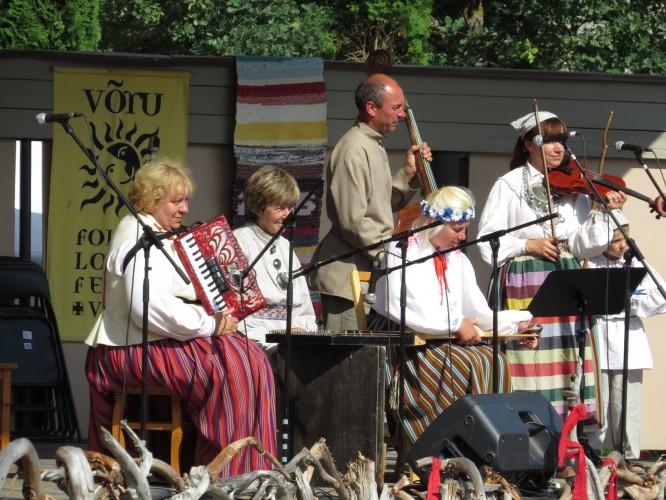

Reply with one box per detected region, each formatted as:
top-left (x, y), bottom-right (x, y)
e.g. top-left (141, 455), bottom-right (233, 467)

top-left (489, 237), bottom-right (501, 393)
top-left (54, 116), bottom-right (190, 442)
top-left (563, 142), bottom-right (666, 458)
top-left (289, 220), bottom-right (445, 282)
top-left (281, 211), bottom-right (296, 465)
top-left (234, 180), bottom-right (321, 465)
top-left (619, 249), bottom-right (633, 457)
top-left (291, 212), bottom-right (556, 472)
top-left (630, 151), bottom-right (666, 219)
top-left (563, 143), bottom-right (666, 301)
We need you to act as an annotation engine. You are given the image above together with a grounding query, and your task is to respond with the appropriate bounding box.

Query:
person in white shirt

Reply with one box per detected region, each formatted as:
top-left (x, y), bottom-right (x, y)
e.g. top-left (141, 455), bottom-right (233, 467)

top-left (476, 110), bottom-right (626, 426)
top-left (234, 165), bottom-right (318, 350)
top-left (586, 209), bottom-right (666, 459)
top-left (85, 158), bottom-right (277, 476)
top-left (373, 186), bottom-right (533, 444)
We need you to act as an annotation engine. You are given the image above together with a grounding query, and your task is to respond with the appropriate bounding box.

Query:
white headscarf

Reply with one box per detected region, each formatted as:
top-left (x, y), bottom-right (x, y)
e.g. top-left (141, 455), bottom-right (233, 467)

top-left (510, 111), bottom-right (558, 138)
top-left (610, 208), bottom-right (630, 231)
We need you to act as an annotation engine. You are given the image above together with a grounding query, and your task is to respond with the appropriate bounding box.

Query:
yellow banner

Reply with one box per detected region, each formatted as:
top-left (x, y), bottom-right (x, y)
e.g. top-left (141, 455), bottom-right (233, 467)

top-left (47, 68), bottom-right (190, 341)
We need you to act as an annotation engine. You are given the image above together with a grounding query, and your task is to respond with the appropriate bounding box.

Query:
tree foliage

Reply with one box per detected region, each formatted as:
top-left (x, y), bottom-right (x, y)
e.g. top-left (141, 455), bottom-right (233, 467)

top-left (432, 0), bottom-right (666, 74)
top-left (0, 0), bottom-right (100, 50)
top-left (98, 0), bottom-right (336, 58)
top-left (322, 0), bottom-right (434, 65)
top-left (2, 0), bottom-right (665, 76)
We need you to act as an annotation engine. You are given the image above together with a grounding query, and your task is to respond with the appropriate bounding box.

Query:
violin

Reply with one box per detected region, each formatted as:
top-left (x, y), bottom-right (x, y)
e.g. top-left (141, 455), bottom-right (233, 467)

top-left (546, 159), bottom-right (656, 207)
top-left (394, 100), bottom-right (437, 234)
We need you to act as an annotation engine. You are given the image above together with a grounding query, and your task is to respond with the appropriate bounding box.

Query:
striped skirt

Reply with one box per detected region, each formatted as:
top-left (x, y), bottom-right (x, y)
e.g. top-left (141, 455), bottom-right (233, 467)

top-left (495, 253), bottom-right (600, 427)
top-left (85, 333), bottom-right (277, 476)
top-left (392, 342), bottom-right (510, 444)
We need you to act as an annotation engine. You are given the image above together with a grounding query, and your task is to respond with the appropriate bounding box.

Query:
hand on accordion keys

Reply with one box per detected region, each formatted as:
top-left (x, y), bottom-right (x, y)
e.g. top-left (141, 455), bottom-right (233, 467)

top-left (214, 310), bottom-right (238, 336)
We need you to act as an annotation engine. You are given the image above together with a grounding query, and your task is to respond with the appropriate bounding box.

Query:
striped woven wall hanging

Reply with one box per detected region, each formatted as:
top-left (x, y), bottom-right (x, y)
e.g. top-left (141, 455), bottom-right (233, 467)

top-left (233, 56), bottom-right (327, 315)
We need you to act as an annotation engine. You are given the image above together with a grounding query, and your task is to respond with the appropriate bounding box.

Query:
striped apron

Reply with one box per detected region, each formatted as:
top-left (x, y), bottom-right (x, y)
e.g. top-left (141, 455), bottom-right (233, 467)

top-left (494, 252), bottom-right (601, 427)
top-left (390, 342), bottom-right (511, 444)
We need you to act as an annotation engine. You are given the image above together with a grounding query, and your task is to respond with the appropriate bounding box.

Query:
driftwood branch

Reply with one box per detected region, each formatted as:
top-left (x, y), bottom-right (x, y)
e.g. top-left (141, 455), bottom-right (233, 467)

top-left (150, 457), bottom-right (186, 491)
top-left (53, 445), bottom-right (95, 499)
top-left (344, 453), bottom-right (379, 500)
top-left (388, 475), bottom-right (416, 499)
top-left (309, 439), bottom-right (348, 497)
top-left (100, 422), bottom-right (152, 499)
top-left (0, 438), bottom-right (47, 499)
top-left (206, 437), bottom-right (288, 480)
top-left (415, 456), bottom-right (487, 499)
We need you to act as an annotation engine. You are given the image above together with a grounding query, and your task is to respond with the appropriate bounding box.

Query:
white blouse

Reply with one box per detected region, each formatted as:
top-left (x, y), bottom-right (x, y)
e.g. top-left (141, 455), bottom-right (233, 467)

top-left (477, 163), bottom-right (613, 267)
top-left (86, 213), bottom-right (215, 347)
top-left (586, 254), bottom-right (666, 370)
top-left (373, 236), bottom-right (531, 337)
top-left (234, 223), bottom-right (318, 346)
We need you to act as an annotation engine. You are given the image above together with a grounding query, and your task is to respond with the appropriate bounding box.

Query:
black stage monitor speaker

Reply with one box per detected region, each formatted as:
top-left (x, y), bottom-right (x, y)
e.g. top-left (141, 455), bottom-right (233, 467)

top-left (407, 392), bottom-right (562, 486)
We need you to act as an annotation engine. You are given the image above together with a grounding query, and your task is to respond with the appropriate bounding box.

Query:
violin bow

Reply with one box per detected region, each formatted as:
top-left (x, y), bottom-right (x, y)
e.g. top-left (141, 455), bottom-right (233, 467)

top-left (583, 110), bottom-right (614, 268)
top-left (532, 99), bottom-right (558, 237)
top-left (591, 111), bottom-right (614, 213)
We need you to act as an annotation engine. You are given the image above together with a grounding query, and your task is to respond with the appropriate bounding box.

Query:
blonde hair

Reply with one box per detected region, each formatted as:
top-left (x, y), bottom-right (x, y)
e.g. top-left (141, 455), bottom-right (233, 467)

top-left (128, 158), bottom-right (193, 213)
top-left (413, 186), bottom-right (475, 246)
top-left (244, 165), bottom-right (300, 223)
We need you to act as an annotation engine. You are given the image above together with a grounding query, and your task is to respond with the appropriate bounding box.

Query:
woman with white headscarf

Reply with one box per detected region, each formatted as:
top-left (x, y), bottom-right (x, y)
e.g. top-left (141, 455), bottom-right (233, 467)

top-left (476, 111), bottom-right (626, 428)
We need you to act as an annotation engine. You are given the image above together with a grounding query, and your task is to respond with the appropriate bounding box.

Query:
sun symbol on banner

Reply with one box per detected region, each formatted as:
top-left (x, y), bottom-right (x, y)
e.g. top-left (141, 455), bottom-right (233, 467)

top-left (80, 120), bottom-right (159, 215)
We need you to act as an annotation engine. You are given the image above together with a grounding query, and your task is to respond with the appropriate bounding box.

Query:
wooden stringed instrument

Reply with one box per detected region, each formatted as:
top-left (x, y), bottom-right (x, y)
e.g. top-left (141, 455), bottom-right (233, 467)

top-left (394, 99), bottom-right (438, 234)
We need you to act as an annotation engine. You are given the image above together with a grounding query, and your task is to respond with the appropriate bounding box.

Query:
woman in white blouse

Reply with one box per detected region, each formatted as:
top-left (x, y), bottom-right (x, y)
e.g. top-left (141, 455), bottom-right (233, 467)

top-left (373, 186), bottom-right (533, 444)
top-left (233, 165), bottom-right (318, 350)
top-left (476, 111), bottom-right (626, 426)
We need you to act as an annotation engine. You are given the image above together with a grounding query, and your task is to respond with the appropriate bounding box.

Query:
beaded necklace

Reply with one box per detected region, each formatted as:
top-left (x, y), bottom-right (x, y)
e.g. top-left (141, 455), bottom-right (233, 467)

top-left (522, 164), bottom-right (564, 235)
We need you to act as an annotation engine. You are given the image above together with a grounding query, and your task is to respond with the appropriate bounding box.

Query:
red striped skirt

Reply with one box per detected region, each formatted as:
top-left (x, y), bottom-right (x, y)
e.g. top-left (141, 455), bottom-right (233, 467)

top-left (85, 332), bottom-right (277, 476)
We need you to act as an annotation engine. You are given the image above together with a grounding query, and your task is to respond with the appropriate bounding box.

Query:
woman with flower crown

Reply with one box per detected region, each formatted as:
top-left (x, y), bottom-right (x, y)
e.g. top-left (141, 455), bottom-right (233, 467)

top-left (476, 111), bottom-right (627, 428)
top-left (372, 186), bottom-right (533, 444)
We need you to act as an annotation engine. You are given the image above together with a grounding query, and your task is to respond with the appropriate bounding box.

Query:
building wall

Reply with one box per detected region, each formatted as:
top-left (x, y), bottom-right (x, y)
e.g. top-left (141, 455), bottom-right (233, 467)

top-left (2, 50), bottom-right (665, 449)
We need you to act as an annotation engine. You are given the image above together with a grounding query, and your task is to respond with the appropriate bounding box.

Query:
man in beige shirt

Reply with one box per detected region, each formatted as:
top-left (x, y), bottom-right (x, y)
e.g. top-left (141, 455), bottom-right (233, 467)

top-left (309, 73), bottom-right (432, 330)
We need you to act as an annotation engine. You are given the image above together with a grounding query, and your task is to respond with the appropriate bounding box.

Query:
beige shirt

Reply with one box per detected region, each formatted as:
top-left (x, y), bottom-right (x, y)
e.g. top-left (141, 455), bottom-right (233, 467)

top-left (309, 120), bottom-right (419, 301)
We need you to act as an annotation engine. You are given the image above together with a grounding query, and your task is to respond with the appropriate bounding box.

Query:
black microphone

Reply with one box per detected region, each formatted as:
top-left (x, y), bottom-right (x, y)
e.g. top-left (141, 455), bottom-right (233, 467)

top-left (615, 141), bottom-right (652, 153)
top-left (623, 248), bottom-right (633, 265)
top-left (532, 131), bottom-right (578, 147)
top-left (364, 256), bottom-right (382, 305)
top-left (35, 112), bottom-right (83, 125)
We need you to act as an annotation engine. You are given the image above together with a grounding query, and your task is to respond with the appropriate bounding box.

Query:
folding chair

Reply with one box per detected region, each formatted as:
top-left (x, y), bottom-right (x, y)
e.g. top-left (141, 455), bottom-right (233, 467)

top-left (0, 256), bottom-right (81, 442)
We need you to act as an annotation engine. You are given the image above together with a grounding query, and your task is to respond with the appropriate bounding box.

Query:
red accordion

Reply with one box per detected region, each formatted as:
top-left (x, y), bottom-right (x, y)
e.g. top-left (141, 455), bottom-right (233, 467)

top-left (174, 215), bottom-right (266, 319)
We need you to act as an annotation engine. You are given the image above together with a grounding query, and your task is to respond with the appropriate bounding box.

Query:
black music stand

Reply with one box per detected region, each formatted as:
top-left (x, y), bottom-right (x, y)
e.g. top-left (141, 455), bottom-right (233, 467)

top-left (527, 268), bottom-right (647, 461)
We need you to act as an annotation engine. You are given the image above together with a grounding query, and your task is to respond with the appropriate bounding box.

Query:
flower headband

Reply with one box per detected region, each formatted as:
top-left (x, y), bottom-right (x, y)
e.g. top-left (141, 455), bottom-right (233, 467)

top-left (420, 200), bottom-right (475, 223)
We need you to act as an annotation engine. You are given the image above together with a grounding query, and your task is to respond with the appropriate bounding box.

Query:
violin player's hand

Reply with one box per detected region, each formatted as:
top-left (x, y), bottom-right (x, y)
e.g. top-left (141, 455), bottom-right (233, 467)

top-left (604, 190), bottom-right (628, 210)
top-left (525, 237), bottom-right (560, 263)
top-left (653, 196), bottom-right (666, 218)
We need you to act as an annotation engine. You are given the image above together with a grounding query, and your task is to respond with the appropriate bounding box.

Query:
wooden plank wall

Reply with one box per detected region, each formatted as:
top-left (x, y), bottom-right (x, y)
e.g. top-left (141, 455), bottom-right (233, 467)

top-left (2, 51), bottom-right (665, 155)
